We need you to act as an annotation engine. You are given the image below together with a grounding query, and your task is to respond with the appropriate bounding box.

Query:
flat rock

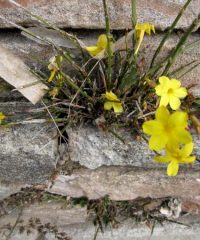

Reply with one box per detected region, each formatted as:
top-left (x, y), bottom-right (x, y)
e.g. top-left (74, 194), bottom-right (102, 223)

top-left (67, 127), bottom-right (200, 169)
top-left (0, 102), bottom-right (58, 184)
top-left (0, 0), bottom-right (199, 30)
top-left (0, 181), bottom-right (26, 200)
top-left (0, 201), bottom-right (200, 240)
top-left (47, 168), bottom-right (200, 200)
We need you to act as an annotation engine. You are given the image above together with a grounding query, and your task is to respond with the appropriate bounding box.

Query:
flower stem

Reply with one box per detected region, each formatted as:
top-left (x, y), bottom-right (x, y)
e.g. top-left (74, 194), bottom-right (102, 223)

top-left (102, 0), bottom-right (113, 91)
top-left (150, 0), bottom-right (192, 68)
top-left (162, 14), bottom-right (200, 75)
top-left (59, 72), bottom-right (93, 101)
top-left (131, 0), bottom-right (137, 29)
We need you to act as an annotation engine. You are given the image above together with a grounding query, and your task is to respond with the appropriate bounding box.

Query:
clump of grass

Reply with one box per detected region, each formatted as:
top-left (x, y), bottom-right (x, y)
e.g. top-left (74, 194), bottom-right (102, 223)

top-left (1, 0), bottom-right (199, 175)
top-left (2, 0), bottom-right (199, 134)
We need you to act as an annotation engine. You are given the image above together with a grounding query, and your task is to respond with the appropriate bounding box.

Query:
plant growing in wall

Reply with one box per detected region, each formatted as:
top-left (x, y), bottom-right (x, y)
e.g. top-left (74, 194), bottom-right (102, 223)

top-left (0, 0), bottom-right (200, 177)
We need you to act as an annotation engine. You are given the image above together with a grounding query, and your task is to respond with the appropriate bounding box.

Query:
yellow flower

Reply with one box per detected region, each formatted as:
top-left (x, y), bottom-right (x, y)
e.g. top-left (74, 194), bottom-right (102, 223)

top-left (0, 112), bottom-right (5, 125)
top-left (155, 142), bottom-right (195, 176)
top-left (135, 22), bottom-right (155, 55)
top-left (104, 91), bottom-right (123, 114)
top-left (142, 106), bottom-right (192, 151)
top-left (85, 34), bottom-right (107, 58)
top-left (155, 76), bottom-right (187, 110)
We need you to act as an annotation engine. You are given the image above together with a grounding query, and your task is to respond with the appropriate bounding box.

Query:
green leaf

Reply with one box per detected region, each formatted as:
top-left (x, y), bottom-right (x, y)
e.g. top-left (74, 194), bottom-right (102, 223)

top-left (119, 66), bottom-right (138, 93)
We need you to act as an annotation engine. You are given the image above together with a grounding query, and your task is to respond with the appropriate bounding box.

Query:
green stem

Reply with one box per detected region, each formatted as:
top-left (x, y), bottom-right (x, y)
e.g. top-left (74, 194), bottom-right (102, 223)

top-left (162, 14), bottom-right (200, 75)
top-left (8, 0), bottom-right (83, 51)
top-left (59, 72), bottom-right (93, 101)
top-left (131, 0), bottom-right (137, 29)
top-left (102, 0), bottom-right (113, 91)
top-left (131, 0), bottom-right (137, 53)
top-left (150, 0), bottom-right (192, 68)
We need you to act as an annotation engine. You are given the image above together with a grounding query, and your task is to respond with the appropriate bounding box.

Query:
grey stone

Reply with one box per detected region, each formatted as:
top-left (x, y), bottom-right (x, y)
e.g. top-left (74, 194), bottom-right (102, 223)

top-left (47, 168), bottom-right (200, 200)
top-left (0, 202), bottom-right (200, 240)
top-left (67, 127), bottom-right (200, 169)
top-left (0, 0), bottom-right (199, 31)
top-left (0, 181), bottom-right (26, 200)
top-left (0, 102), bottom-right (58, 184)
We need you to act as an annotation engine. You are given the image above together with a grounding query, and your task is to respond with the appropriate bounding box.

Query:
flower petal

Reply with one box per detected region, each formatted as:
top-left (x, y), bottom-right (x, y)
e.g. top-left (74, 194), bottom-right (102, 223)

top-left (169, 111), bottom-right (188, 129)
top-left (176, 129), bottom-right (192, 144)
top-left (155, 106), bottom-right (170, 123)
top-left (169, 96), bottom-right (181, 110)
top-left (97, 34), bottom-right (107, 49)
top-left (135, 30), bottom-right (145, 55)
top-left (85, 46), bottom-right (101, 57)
top-left (167, 161), bottom-right (179, 176)
top-left (159, 94), bottom-right (170, 107)
top-left (155, 84), bottom-right (166, 96)
top-left (154, 155), bottom-right (170, 163)
top-left (159, 76), bottom-right (170, 85)
top-left (174, 87), bottom-right (187, 98)
top-left (113, 103), bottom-right (123, 114)
top-left (149, 135), bottom-right (167, 151)
top-left (180, 142), bottom-right (194, 157)
top-left (142, 120), bottom-right (163, 135)
top-left (104, 101), bottom-right (113, 110)
top-left (179, 156), bottom-right (196, 164)
top-left (105, 91), bottom-right (118, 101)
top-left (170, 79), bottom-right (181, 89)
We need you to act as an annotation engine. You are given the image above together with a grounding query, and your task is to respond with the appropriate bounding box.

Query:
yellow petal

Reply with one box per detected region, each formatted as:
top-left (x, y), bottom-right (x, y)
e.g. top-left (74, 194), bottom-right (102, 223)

top-left (180, 142), bottom-right (194, 157)
top-left (142, 120), bottom-right (163, 135)
top-left (155, 85), bottom-right (166, 96)
top-left (0, 112), bottom-right (5, 121)
top-left (174, 87), bottom-right (187, 98)
top-left (113, 103), bottom-right (123, 114)
top-left (85, 46), bottom-right (101, 57)
top-left (151, 24), bottom-right (155, 34)
top-left (169, 111), bottom-right (188, 129)
top-left (169, 96), bottom-right (181, 110)
top-left (159, 94), bottom-right (170, 107)
top-left (97, 34), bottom-right (107, 49)
top-left (149, 134), bottom-right (167, 151)
top-left (154, 156), bottom-right (170, 163)
top-left (104, 101), bottom-right (113, 110)
top-left (179, 156), bottom-right (196, 164)
top-left (176, 129), bottom-right (192, 144)
top-left (105, 91), bottom-right (118, 101)
top-left (170, 79), bottom-right (181, 89)
top-left (159, 76), bottom-right (170, 85)
top-left (134, 30), bottom-right (145, 55)
top-left (167, 161), bottom-right (179, 176)
top-left (155, 106), bottom-right (170, 124)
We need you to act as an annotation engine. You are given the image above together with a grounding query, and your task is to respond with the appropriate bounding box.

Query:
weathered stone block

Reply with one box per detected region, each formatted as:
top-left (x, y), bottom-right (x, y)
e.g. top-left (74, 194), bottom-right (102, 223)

top-left (0, 181), bottom-right (26, 200)
top-left (0, 201), bottom-right (200, 240)
top-left (67, 127), bottom-right (200, 169)
top-left (0, 102), bottom-right (58, 184)
top-left (0, 0), bottom-right (199, 31)
top-left (47, 168), bottom-right (200, 200)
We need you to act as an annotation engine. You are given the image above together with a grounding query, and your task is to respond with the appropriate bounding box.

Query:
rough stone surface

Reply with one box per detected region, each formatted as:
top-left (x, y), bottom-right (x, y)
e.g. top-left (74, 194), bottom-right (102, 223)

top-left (0, 181), bottom-right (26, 200)
top-left (0, 202), bottom-right (200, 240)
top-left (0, 102), bottom-right (58, 184)
top-left (47, 168), bottom-right (200, 200)
top-left (0, 0), bottom-right (199, 30)
top-left (67, 127), bottom-right (200, 169)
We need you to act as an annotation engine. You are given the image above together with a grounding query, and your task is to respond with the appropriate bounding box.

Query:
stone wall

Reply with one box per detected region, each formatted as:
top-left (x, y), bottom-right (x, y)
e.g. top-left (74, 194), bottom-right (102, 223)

top-left (0, 0), bottom-right (200, 239)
